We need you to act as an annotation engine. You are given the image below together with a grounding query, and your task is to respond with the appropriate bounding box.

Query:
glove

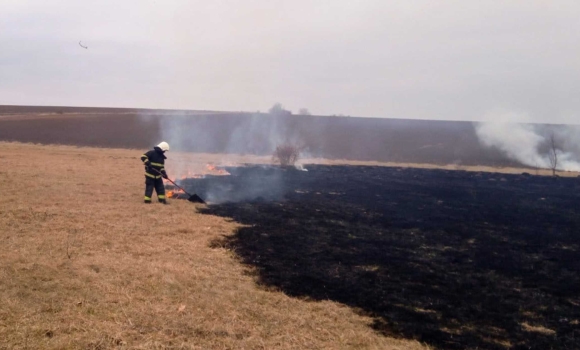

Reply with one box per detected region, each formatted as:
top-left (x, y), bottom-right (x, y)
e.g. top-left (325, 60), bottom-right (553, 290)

top-left (144, 160), bottom-right (151, 167)
top-left (162, 172), bottom-right (168, 179)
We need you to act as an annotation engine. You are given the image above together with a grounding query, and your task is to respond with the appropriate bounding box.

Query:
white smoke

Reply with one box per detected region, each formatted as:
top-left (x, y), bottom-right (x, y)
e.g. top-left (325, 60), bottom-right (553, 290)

top-left (138, 110), bottom-right (310, 202)
top-left (294, 163), bottom-right (308, 171)
top-left (475, 121), bottom-right (580, 172)
top-left (476, 122), bottom-right (547, 168)
top-left (225, 113), bottom-right (286, 155)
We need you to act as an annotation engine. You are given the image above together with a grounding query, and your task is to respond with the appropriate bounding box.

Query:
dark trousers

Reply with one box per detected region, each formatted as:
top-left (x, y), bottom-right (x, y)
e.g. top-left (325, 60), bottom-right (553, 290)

top-left (144, 176), bottom-right (165, 202)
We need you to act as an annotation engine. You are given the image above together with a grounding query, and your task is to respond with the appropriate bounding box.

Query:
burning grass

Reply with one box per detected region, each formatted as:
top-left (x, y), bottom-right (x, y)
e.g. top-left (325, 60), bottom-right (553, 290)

top-left (0, 142), bottom-right (428, 350)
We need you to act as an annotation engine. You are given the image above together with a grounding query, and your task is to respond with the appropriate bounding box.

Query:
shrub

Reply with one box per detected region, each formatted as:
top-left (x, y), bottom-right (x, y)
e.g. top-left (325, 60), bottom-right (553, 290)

top-left (268, 103), bottom-right (292, 116)
top-left (273, 144), bottom-right (300, 167)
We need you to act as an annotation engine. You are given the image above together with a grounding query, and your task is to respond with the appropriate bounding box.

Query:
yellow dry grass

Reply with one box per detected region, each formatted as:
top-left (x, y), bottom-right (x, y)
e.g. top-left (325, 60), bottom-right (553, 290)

top-left (520, 323), bottom-right (556, 336)
top-left (0, 142), bottom-right (429, 350)
top-left (308, 159), bottom-right (580, 177)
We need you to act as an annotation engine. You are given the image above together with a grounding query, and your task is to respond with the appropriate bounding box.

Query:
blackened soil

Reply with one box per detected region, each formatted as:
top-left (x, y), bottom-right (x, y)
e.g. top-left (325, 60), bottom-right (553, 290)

top-left (191, 165), bottom-right (580, 349)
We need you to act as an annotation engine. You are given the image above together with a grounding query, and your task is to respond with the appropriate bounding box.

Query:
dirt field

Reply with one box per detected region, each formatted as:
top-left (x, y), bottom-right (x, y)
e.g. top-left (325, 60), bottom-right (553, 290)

top-left (184, 166), bottom-right (580, 349)
top-left (0, 142), bottom-right (428, 350)
top-left (0, 105), bottom-right (524, 167)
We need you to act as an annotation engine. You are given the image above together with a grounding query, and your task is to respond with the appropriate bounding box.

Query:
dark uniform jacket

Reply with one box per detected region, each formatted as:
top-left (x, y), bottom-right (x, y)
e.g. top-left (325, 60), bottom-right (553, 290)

top-left (141, 147), bottom-right (168, 179)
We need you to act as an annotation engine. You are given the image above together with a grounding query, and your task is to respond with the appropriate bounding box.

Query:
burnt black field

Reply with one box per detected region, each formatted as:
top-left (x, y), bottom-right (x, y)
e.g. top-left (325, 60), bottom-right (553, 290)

top-left (180, 165), bottom-right (580, 350)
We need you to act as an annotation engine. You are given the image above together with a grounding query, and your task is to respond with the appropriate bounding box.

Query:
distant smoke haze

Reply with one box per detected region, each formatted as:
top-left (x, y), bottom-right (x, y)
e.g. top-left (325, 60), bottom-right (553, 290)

top-left (144, 111), bottom-right (307, 178)
top-left (139, 108), bottom-right (580, 180)
top-left (155, 112), bottom-right (296, 203)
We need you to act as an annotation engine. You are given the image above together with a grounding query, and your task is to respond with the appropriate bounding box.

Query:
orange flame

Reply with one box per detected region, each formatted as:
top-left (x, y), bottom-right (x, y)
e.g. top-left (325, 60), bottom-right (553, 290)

top-left (206, 163), bottom-right (230, 175)
top-left (167, 188), bottom-right (185, 198)
top-left (165, 164), bottom-right (230, 197)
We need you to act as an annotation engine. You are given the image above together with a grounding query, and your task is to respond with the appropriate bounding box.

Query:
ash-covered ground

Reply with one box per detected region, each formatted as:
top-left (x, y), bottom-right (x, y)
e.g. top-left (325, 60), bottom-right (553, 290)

top-left (182, 165), bottom-right (579, 349)
top-left (178, 165), bottom-right (305, 204)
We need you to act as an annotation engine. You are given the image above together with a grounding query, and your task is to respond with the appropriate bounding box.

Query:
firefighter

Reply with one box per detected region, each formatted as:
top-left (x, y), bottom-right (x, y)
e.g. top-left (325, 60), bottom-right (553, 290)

top-left (141, 142), bottom-right (170, 204)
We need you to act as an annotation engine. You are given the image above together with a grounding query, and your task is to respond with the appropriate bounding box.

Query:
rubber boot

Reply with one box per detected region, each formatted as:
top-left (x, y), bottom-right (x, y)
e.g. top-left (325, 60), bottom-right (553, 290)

top-left (159, 199), bottom-right (169, 205)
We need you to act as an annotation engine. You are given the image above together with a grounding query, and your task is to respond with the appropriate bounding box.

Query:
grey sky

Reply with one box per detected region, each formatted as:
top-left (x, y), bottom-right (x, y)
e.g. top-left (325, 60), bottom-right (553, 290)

top-left (1, 0), bottom-right (580, 123)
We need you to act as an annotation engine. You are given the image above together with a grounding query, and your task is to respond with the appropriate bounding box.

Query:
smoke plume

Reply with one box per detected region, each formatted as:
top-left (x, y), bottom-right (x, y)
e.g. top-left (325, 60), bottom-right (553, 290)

top-left (140, 110), bottom-right (308, 203)
top-left (475, 122), bottom-right (580, 171)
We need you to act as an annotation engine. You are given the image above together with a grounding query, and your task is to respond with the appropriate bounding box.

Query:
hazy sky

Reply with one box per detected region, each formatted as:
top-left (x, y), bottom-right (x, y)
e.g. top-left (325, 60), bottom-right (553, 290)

top-left (1, 0), bottom-right (580, 123)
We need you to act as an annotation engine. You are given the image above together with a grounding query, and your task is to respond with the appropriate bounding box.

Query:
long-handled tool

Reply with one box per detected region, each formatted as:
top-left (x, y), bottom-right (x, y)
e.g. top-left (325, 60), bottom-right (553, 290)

top-left (150, 168), bottom-right (205, 203)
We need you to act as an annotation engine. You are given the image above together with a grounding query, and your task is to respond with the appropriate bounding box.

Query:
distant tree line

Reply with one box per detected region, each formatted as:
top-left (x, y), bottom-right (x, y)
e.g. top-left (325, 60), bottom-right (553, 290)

top-left (268, 103), bottom-right (311, 116)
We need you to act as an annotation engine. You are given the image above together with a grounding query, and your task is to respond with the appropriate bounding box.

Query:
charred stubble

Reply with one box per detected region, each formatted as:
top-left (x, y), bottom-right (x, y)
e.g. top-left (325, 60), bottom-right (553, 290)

top-left (198, 165), bottom-right (580, 350)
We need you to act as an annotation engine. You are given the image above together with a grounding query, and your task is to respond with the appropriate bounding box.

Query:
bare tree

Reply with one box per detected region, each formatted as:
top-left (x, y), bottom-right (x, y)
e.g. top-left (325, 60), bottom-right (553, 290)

top-left (548, 134), bottom-right (558, 176)
top-left (298, 108), bottom-right (311, 115)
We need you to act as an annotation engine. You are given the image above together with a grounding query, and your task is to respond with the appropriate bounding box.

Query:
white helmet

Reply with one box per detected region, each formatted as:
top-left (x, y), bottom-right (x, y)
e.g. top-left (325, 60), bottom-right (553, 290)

top-left (157, 141), bottom-right (170, 152)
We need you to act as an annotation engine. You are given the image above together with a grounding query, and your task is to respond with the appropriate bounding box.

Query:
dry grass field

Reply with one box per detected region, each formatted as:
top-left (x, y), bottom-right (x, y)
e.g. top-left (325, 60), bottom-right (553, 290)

top-left (0, 142), bottom-right (429, 350)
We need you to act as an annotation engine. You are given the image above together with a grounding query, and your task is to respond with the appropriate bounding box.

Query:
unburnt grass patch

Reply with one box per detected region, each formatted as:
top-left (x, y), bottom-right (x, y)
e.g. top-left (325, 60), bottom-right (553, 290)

top-left (0, 142), bottom-right (427, 350)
